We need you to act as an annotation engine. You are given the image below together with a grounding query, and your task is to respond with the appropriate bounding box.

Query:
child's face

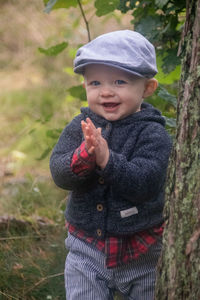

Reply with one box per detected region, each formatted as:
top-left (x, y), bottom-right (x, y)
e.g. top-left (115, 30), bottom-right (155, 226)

top-left (83, 64), bottom-right (148, 121)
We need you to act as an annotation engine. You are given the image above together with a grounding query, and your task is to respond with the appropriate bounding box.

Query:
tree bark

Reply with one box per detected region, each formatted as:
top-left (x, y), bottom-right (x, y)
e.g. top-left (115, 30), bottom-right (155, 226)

top-left (155, 0), bottom-right (200, 299)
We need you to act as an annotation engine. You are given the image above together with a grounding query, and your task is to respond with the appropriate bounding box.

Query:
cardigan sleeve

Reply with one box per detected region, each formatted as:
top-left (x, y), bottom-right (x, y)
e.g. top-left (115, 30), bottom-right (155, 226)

top-left (49, 114), bottom-right (96, 191)
top-left (96, 123), bottom-right (172, 201)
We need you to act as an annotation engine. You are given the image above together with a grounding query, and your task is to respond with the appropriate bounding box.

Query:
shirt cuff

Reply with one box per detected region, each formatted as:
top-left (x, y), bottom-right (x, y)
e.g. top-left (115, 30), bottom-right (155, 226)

top-left (71, 141), bottom-right (96, 176)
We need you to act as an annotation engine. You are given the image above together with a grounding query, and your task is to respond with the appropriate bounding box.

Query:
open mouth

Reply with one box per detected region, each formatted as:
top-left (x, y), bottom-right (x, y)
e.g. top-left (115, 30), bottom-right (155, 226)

top-left (102, 103), bottom-right (120, 108)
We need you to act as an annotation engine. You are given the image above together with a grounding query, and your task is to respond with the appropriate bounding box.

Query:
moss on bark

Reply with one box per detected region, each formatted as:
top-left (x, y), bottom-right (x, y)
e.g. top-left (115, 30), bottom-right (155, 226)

top-left (155, 0), bottom-right (200, 299)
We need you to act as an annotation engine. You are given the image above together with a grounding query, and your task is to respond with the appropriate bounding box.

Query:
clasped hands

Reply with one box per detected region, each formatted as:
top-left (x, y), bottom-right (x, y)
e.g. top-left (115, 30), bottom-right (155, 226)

top-left (81, 118), bottom-right (109, 170)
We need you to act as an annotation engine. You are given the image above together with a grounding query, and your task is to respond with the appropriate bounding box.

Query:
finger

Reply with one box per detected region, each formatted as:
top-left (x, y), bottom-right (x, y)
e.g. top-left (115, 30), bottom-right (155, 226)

top-left (82, 123), bottom-right (92, 141)
top-left (90, 135), bottom-right (98, 147)
top-left (97, 127), bottom-right (102, 135)
top-left (81, 120), bottom-right (87, 134)
top-left (87, 146), bottom-right (95, 155)
top-left (86, 118), bottom-right (96, 130)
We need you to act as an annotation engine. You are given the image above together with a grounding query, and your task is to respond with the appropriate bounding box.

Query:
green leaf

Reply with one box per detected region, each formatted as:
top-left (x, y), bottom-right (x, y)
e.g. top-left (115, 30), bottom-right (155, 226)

top-left (36, 147), bottom-right (52, 160)
top-left (162, 48), bottom-right (181, 74)
top-left (44, 0), bottom-right (77, 13)
top-left (68, 85), bottom-right (87, 101)
top-left (28, 128), bottom-right (36, 135)
top-left (95, 0), bottom-right (120, 16)
top-left (164, 117), bottom-right (176, 128)
top-left (157, 85), bottom-right (177, 107)
top-left (155, 55), bottom-right (181, 84)
top-left (117, 0), bottom-right (138, 13)
top-left (38, 42), bottom-right (68, 56)
top-left (134, 15), bottom-right (162, 42)
top-left (155, 0), bottom-right (169, 9)
top-left (46, 129), bottom-right (62, 139)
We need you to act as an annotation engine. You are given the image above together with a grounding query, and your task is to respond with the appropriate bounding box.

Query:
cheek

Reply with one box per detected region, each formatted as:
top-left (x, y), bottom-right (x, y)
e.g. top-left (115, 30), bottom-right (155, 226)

top-left (133, 86), bottom-right (145, 99)
top-left (86, 89), bottom-right (98, 102)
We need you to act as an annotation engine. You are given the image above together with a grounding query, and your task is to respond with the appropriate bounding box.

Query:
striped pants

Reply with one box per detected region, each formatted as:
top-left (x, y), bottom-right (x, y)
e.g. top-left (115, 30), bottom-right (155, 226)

top-left (64, 233), bottom-right (162, 300)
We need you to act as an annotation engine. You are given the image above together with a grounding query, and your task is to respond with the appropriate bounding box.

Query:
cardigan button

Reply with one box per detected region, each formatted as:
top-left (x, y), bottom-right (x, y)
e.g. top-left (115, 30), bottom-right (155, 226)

top-left (97, 229), bottom-right (102, 237)
top-left (97, 204), bottom-right (103, 211)
top-left (98, 177), bottom-right (104, 184)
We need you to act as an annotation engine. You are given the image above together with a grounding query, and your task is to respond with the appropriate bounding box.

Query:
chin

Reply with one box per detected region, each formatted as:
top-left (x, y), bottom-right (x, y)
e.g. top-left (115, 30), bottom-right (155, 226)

top-left (104, 116), bottom-right (121, 121)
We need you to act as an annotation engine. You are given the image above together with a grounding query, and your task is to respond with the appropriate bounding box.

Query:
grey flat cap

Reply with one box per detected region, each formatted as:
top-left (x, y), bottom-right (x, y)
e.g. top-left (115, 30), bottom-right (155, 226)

top-left (74, 30), bottom-right (158, 78)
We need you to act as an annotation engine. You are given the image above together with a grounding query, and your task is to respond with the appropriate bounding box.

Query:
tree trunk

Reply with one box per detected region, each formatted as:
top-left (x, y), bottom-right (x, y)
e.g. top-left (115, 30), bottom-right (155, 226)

top-left (155, 0), bottom-right (200, 299)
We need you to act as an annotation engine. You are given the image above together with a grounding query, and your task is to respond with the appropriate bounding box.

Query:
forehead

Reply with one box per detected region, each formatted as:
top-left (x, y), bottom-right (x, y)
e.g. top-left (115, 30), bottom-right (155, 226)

top-left (84, 64), bottom-right (139, 80)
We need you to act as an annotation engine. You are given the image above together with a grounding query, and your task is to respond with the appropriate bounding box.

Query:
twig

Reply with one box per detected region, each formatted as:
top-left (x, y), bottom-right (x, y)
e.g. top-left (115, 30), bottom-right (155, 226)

top-left (24, 272), bottom-right (64, 294)
top-left (0, 290), bottom-right (19, 300)
top-left (77, 0), bottom-right (91, 42)
top-left (0, 235), bottom-right (46, 241)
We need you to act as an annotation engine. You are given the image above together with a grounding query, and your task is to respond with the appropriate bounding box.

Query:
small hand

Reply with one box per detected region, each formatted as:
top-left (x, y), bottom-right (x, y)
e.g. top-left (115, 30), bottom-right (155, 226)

top-left (81, 120), bottom-right (95, 155)
top-left (82, 118), bottom-right (109, 169)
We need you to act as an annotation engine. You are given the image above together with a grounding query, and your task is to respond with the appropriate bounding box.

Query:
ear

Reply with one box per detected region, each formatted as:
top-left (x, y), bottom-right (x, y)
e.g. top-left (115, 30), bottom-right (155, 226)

top-left (82, 81), bottom-right (86, 89)
top-left (143, 79), bottom-right (158, 98)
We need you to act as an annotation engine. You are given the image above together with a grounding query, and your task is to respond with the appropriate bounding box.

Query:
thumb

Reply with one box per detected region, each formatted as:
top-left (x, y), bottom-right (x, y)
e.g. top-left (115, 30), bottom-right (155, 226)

top-left (97, 127), bottom-right (102, 135)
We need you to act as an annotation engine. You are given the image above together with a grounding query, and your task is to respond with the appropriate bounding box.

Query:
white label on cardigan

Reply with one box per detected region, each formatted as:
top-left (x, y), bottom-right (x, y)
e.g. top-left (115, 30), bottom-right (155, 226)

top-left (120, 207), bottom-right (138, 218)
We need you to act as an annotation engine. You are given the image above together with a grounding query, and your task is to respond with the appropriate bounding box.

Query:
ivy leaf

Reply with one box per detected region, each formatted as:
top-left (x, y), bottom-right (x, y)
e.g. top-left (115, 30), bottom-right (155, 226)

top-left (68, 85), bottom-right (87, 101)
top-left (155, 0), bottom-right (169, 9)
top-left (38, 42), bottom-right (68, 56)
top-left (95, 0), bottom-right (120, 16)
top-left (44, 0), bottom-right (77, 14)
top-left (157, 85), bottom-right (177, 107)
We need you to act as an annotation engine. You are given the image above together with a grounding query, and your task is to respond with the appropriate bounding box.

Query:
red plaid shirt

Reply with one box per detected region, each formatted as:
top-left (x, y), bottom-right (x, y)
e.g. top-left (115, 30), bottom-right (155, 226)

top-left (69, 142), bottom-right (163, 268)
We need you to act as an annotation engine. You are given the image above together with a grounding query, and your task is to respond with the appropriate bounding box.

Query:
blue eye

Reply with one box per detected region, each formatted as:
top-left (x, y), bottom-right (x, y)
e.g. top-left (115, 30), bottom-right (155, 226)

top-left (90, 81), bottom-right (100, 86)
top-left (115, 80), bottom-right (126, 85)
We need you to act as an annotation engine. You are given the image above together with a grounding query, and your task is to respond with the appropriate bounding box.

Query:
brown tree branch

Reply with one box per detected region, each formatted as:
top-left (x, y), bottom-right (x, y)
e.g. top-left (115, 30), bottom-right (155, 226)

top-left (77, 0), bottom-right (91, 42)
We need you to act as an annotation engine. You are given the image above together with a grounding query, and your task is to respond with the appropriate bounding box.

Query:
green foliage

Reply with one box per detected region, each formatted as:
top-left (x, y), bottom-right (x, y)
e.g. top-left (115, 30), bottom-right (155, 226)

top-left (0, 87), bottom-right (78, 173)
top-left (44, 0), bottom-right (77, 14)
top-left (67, 84), bottom-right (87, 101)
top-left (155, 0), bottom-right (169, 9)
top-left (95, 0), bottom-right (120, 17)
top-left (161, 49), bottom-right (181, 74)
top-left (157, 85), bottom-right (177, 107)
top-left (38, 42), bottom-right (68, 56)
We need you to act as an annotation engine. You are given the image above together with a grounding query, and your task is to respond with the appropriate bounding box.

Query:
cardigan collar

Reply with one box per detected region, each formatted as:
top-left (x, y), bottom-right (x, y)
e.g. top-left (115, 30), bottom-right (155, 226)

top-left (81, 102), bottom-right (166, 128)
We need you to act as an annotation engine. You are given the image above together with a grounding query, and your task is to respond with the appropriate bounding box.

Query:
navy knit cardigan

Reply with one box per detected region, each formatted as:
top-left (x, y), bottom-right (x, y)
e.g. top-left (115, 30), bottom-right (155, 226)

top-left (50, 102), bottom-right (172, 238)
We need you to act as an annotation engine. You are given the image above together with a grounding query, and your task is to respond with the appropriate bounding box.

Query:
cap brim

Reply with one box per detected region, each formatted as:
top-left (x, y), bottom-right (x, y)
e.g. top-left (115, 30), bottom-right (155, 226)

top-left (74, 61), bottom-right (150, 78)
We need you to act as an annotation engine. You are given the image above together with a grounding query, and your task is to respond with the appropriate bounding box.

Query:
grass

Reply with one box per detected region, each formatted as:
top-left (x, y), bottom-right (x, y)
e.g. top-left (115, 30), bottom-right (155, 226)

top-left (0, 223), bottom-right (67, 300)
top-left (0, 169), bottom-right (68, 299)
top-left (0, 84), bottom-right (73, 299)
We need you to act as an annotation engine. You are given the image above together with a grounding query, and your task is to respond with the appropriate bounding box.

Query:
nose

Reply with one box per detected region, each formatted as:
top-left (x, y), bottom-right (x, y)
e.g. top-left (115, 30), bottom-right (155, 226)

top-left (99, 85), bottom-right (114, 97)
